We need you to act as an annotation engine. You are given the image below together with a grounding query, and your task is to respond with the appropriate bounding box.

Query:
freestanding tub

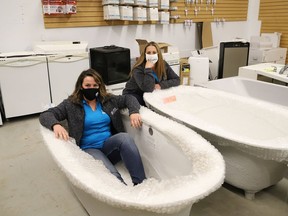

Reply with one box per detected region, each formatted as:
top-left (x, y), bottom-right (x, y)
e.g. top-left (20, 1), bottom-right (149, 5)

top-left (144, 85), bottom-right (288, 200)
top-left (201, 76), bottom-right (288, 107)
top-left (40, 106), bottom-right (225, 216)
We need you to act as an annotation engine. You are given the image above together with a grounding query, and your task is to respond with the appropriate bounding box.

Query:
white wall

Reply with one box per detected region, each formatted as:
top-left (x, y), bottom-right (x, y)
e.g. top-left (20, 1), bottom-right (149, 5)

top-left (0, 0), bottom-right (260, 58)
top-left (40, 24), bottom-right (198, 58)
top-left (211, 0), bottom-right (261, 46)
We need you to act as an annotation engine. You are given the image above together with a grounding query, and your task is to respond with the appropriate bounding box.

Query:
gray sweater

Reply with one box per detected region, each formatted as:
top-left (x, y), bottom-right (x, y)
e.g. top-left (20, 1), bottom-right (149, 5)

top-left (122, 61), bottom-right (180, 96)
top-left (39, 94), bottom-right (140, 146)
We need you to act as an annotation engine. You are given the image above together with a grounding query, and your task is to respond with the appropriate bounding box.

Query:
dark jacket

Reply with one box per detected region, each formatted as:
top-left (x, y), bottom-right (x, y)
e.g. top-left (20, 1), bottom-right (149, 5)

top-left (122, 61), bottom-right (180, 97)
top-left (39, 94), bottom-right (140, 146)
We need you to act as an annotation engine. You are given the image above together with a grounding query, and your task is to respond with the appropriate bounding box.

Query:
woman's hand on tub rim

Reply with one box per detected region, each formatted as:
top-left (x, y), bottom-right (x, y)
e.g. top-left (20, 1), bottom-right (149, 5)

top-left (130, 113), bottom-right (143, 129)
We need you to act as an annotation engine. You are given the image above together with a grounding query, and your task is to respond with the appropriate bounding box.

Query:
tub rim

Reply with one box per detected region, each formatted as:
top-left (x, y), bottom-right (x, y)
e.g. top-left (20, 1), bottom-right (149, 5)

top-left (40, 106), bottom-right (225, 214)
top-left (144, 86), bottom-right (288, 163)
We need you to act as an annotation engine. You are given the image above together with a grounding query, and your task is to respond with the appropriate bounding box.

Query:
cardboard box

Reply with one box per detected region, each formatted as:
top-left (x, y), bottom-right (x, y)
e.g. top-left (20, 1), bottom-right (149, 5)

top-left (120, 6), bottom-right (133, 21)
top-left (42, 0), bottom-right (65, 15)
top-left (158, 11), bottom-right (170, 24)
top-left (147, 0), bottom-right (158, 7)
top-left (159, 0), bottom-right (169, 10)
top-left (136, 39), bottom-right (170, 55)
top-left (102, 0), bottom-right (120, 5)
top-left (120, 0), bottom-right (134, 4)
top-left (180, 58), bottom-right (190, 85)
top-left (261, 32), bottom-right (282, 48)
top-left (134, 0), bottom-right (147, 6)
top-left (103, 5), bottom-right (120, 20)
top-left (147, 7), bottom-right (158, 21)
top-left (133, 7), bottom-right (147, 21)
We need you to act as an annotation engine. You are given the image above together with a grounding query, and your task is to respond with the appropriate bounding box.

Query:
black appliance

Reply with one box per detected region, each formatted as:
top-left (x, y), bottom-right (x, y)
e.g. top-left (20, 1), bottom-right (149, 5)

top-left (218, 41), bottom-right (250, 79)
top-left (90, 45), bottom-right (131, 85)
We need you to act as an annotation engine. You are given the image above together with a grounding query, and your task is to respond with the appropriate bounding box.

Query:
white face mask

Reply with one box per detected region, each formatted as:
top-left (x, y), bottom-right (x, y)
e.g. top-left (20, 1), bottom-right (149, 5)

top-left (145, 53), bottom-right (158, 64)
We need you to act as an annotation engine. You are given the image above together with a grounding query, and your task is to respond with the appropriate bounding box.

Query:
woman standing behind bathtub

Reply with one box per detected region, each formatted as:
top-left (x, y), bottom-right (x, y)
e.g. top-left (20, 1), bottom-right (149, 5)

top-left (39, 69), bottom-right (146, 186)
top-left (122, 41), bottom-right (180, 105)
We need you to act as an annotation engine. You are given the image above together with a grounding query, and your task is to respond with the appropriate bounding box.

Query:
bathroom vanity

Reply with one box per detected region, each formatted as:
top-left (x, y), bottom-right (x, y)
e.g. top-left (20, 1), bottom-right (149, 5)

top-left (238, 63), bottom-right (288, 85)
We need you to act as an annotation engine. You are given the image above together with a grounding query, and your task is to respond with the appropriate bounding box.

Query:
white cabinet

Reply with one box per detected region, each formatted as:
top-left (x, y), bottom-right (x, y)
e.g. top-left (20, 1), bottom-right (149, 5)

top-left (0, 53), bottom-right (89, 120)
top-left (0, 55), bottom-right (51, 118)
top-left (47, 53), bottom-right (89, 106)
top-left (248, 47), bottom-right (287, 65)
top-left (33, 41), bottom-right (90, 106)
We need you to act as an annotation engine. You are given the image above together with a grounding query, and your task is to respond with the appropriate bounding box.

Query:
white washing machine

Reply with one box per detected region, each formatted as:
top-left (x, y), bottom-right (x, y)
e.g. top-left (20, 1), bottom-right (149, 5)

top-left (0, 52), bottom-right (51, 118)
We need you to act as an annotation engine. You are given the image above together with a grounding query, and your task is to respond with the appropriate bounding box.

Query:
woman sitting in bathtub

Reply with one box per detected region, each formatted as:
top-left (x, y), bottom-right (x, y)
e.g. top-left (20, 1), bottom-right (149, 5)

top-left (122, 41), bottom-right (180, 106)
top-left (39, 69), bottom-right (146, 186)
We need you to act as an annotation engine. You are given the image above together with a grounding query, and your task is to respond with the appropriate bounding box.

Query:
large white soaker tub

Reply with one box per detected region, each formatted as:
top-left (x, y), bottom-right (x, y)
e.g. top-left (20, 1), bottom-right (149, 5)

top-left (40, 106), bottom-right (225, 216)
top-left (201, 76), bottom-right (288, 107)
top-left (144, 86), bottom-right (288, 200)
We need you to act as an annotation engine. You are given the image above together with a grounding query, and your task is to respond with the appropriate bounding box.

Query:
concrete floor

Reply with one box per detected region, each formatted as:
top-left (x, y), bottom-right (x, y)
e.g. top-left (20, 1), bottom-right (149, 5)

top-left (0, 114), bottom-right (287, 216)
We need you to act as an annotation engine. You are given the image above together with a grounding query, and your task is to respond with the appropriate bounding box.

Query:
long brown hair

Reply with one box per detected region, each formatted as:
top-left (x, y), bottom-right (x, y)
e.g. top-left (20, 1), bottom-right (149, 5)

top-left (131, 41), bottom-right (166, 79)
top-left (69, 68), bottom-right (111, 104)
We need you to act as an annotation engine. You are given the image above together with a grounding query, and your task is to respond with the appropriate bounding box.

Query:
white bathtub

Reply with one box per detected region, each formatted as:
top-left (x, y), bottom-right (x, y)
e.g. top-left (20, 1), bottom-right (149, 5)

top-left (144, 86), bottom-right (288, 199)
top-left (41, 106), bottom-right (225, 216)
top-left (201, 77), bottom-right (288, 107)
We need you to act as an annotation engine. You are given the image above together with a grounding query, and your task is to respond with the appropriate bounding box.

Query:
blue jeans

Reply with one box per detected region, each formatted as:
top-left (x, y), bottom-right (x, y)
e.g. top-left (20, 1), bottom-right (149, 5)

top-left (83, 132), bottom-right (146, 185)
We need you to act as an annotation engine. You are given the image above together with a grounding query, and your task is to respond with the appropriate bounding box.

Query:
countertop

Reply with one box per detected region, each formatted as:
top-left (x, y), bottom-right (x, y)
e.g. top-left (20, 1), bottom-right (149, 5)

top-left (238, 63), bottom-right (288, 83)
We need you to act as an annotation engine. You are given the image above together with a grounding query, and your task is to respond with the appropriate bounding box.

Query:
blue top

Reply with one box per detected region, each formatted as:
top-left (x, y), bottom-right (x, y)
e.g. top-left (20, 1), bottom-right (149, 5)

top-left (80, 100), bottom-right (111, 149)
top-left (152, 70), bottom-right (159, 83)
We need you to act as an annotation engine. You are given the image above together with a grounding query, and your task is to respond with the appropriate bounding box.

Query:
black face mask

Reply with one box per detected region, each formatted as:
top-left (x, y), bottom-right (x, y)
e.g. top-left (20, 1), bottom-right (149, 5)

top-left (81, 88), bottom-right (98, 101)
